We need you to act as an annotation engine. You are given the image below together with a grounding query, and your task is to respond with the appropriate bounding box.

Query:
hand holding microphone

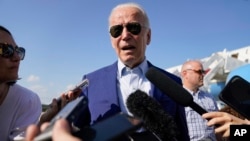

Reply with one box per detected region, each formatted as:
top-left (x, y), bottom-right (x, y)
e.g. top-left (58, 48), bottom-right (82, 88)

top-left (39, 79), bottom-right (89, 126)
top-left (57, 79), bottom-right (89, 105)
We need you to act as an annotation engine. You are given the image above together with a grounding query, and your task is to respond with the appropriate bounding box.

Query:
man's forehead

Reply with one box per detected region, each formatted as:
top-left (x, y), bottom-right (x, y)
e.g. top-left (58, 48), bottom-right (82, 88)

top-left (110, 8), bottom-right (143, 24)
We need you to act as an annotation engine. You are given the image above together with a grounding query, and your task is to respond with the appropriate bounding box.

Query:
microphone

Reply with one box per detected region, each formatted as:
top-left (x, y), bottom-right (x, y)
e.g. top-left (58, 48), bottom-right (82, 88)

top-left (145, 67), bottom-right (208, 116)
top-left (126, 89), bottom-right (179, 141)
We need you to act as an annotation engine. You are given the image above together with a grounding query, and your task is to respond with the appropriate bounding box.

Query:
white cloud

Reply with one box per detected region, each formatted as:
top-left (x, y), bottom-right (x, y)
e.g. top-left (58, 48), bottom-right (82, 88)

top-left (27, 74), bottom-right (40, 82)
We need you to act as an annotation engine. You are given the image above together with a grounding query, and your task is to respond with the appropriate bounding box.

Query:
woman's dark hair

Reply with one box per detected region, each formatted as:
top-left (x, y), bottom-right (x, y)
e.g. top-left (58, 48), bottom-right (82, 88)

top-left (0, 25), bottom-right (12, 35)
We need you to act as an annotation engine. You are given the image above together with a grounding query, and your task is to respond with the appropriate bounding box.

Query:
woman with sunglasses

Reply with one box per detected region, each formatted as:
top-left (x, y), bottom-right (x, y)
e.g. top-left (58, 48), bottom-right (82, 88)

top-left (0, 25), bottom-right (42, 141)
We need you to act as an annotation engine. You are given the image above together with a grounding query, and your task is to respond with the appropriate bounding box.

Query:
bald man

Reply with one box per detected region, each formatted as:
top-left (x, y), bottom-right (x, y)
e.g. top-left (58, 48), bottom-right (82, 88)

top-left (181, 60), bottom-right (219, 141)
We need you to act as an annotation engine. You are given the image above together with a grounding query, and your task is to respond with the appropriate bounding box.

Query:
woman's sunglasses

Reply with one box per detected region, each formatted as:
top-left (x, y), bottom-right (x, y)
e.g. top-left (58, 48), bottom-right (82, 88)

top-left (0, 43), bottom-right (25, 60)
top-left (109, 22), bottom-right (142, 38)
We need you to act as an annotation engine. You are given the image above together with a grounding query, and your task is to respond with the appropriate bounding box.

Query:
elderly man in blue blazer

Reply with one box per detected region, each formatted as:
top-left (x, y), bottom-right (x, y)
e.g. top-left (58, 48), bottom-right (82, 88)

top-left (25, 2), bottom-right (190, 141)
top-left (76, 3), bottom-right (190, 141)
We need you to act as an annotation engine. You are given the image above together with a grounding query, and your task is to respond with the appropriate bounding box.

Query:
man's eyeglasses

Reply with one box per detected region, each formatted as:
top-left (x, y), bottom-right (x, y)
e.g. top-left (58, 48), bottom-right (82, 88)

top-left (0, 43), bottom-right (25, 60)
top-left (186, 69), bottom-right (206, 75)
top-left (109, 22), bottom-right (142, 38)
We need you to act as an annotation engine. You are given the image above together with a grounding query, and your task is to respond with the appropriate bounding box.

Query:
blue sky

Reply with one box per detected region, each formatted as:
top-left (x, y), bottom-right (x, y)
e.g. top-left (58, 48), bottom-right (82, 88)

top-left (1, 0), bottom-right (250, 104)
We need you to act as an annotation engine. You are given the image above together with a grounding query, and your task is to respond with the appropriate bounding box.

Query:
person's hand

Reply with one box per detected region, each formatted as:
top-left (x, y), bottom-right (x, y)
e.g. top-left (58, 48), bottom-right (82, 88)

top-left (66, 88), bottom-right (82, 101)
top-left (26, 119), bottom-right (82, 141)
top-left (38, 89), bottom-right (82, 126)
top-left (38, 95), bottom-right (68, 126)
top-left (202, 111), bottom-right (248, 138)
top-left (38, 99), bottom-right (60, 126)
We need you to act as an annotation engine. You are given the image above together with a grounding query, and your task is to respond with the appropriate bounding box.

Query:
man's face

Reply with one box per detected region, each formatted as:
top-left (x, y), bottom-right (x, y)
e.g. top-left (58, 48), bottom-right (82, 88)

top-left (109, 7), bottom-right (151, 68)
top-left (0, 30), bottom-right (20, 83)
top-left (185, 64), bottom-right (205, 88)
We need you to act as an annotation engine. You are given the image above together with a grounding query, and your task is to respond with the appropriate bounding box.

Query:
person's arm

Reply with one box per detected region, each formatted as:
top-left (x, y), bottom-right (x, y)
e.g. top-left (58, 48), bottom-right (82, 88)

top-left (202, 111), bottom-right (250, 138)
top-left (26, 119), bottom-right (82, 141)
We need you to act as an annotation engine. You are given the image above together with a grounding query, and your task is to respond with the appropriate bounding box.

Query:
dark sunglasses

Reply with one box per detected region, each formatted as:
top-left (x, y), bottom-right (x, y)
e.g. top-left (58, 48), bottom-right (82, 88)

top-left (0, 43), bottom-right (25, 60)
top-left (186, 69), bottom-right (205, 75)
top-left (109, 22), bottom-right (142, 38)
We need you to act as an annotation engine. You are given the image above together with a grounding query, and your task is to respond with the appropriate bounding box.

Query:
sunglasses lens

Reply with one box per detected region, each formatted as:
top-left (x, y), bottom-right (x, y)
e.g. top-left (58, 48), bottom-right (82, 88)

top-left (0, 43), bottom-right (25, 60)
top-left (201, 70), bottom-right (205, 74)
top-left (17, 47), bottom-right (25, 60)
top-left (110, 25), bottom-right (123, 38)
top-left (110, 23), bottom-right (142, 38)
top-left (127, 23), bottom-right (141, 35)
top-left (197, 70), bottom-right (205, 75)
top-left (0, 44), bottom-right (14, 57)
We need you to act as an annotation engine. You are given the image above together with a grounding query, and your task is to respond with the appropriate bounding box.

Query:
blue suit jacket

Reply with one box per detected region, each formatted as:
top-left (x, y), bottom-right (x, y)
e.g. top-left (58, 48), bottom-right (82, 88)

top-left (79, 61), bottom-right (190, 141)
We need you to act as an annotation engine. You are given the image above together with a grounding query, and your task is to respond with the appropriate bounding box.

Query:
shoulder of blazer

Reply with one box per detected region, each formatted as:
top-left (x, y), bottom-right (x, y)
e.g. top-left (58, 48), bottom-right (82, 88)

top-left (147, 61), bottom-right (182, 85)
top-left (86, 61), bottom-right (118, 77)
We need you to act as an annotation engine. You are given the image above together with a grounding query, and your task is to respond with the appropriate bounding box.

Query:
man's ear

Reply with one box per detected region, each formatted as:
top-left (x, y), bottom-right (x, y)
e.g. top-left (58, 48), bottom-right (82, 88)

top-left (146, 29), bottom-right (151, 45)
top-left (180, 70), bottom-right (187, 78)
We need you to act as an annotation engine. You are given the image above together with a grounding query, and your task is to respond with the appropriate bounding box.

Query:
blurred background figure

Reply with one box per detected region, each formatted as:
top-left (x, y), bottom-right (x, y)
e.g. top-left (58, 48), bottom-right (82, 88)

top-left (181, 60), bottom-right (219, 141)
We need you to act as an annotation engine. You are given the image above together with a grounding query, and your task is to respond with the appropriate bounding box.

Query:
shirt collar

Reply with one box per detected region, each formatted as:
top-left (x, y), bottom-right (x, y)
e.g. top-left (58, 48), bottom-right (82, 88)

top-left (183, 86), bottom-right (201, 95)
top-left (117, 58), bottom-right (148, 78)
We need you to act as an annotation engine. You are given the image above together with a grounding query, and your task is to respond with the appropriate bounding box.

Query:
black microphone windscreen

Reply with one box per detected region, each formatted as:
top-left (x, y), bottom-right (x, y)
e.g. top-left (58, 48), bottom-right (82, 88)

top-left (126, 90), bottom-right (179, 141)
top-left (146, 67), bottom-right (193, 106)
